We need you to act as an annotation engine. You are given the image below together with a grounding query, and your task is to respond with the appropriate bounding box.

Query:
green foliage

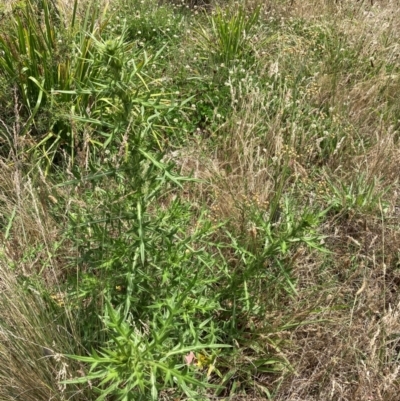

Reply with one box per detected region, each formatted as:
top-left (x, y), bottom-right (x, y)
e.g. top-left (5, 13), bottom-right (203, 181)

top-left (1, 1), bottom-right (76, 116)
top-left (63, 301), bottom-right (230, 401)
top-left (0, 0), bottom-right (101, 161)
top-left (63, 159), bottom-right (221, 333)
top-left (0, 0), bottom-right (177, 168)
top-left (118, 0), bottom-right (184, 48)
top-left (3, 1), bottom-right (399, 400)
top-left (164, 70), bottom-right (231, 141)
top-left (196, 5), bottom-right (260, 66)
top-left (221, 196), bottom-right (328, 316)
top-left (56, 109), bottom-right (329, 397)
top-left (324, 174), bottom-right (389, 218)
top-left (61, 147), bottom-right (232, 398)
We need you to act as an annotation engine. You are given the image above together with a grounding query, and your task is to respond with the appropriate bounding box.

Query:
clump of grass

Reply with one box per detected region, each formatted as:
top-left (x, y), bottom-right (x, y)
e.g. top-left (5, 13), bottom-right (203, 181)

top-left (0, 161), bottom-right (88, 400)
top-left (195, 4), bottom-right (261, 66)
top-left (0, 0), bottom-right (179, 170)
top-left (0, 263), bottom-right (89, 401)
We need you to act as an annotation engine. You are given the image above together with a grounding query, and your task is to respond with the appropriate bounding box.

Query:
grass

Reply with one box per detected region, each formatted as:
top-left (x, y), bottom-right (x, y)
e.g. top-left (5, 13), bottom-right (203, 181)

top-left (1, 0), bottom-right (400, 400)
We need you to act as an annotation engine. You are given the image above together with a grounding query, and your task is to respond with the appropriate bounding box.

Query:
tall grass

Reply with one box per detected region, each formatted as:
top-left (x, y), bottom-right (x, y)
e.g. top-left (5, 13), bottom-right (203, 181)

top-left (0, 0), bottom-right (175, 169)
top-left (196, 4), bottom-right (260, 66)
top-left (0, 266), bottom-right (89, 401)
top-left (0, 159), bottom-right (88, 400)
top-left (0, 0), bottom-right (101, 147)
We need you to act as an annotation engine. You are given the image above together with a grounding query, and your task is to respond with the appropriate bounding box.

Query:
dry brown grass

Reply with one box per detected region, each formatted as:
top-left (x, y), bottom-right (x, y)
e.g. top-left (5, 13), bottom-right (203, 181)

top-left (0, 262), bottom-right (89, 401)
top-left (0, 160), bottom-right (67, 283)
top-left (171, 1), bottom-right (400, 399)
top-left (266, 2), bottom-right (400, 399)
top-left (0, 157), bottom-right (88, 399)
top-left (271, 212), bottom-right (400, 400)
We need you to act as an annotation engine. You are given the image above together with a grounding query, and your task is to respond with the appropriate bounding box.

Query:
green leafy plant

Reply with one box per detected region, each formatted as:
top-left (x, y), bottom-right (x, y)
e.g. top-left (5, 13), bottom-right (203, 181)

top-left (196, 5), bottom-right (260, 65)
top-left (63, 300), bottom-right (230, 401)
top-left (58, 106), bottom-right (233, 397)
top-left (0, 0), bottom-right (176, 168)
top-left (323, 173), bottom-right (389, 218)
top-left (221, 196), bottom-right (329, 316)
top-left (61, 158), bottom-right (225, 343)
top-left (0, 0), bottom-right (106, 162)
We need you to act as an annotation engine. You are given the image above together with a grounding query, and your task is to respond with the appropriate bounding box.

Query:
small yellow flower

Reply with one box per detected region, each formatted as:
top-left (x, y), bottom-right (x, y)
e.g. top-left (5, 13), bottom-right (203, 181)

top-left (196, 352), bottom-right (210, 369)
top-left (50, 293), bottom-right (65, 307)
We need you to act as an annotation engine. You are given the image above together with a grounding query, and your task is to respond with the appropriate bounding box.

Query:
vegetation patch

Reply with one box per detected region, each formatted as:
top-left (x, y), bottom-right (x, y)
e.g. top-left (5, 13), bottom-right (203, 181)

top-left (1, 0), bottom-right (400, 400)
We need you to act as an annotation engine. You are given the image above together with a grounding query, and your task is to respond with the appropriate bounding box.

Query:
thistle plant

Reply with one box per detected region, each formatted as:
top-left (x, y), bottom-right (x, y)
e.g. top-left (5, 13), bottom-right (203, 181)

top-left (63, 301), bottom-right (230, 401)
